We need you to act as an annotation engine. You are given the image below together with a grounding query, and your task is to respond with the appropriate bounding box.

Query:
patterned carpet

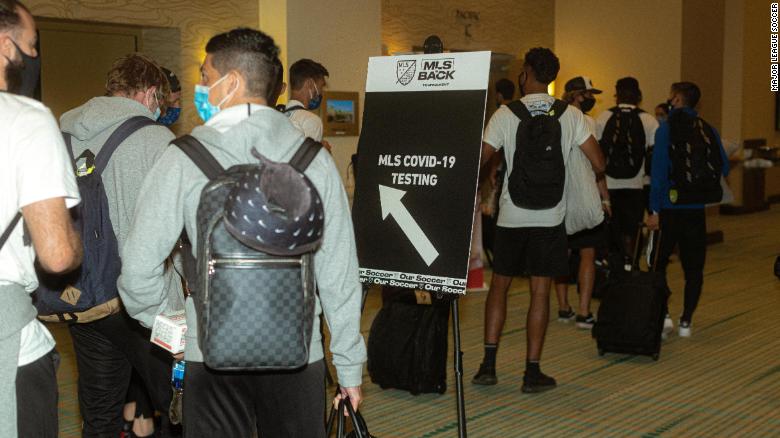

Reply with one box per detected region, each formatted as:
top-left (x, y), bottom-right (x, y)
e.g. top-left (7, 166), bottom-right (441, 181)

top-left (51, 205), bottom-right (780, 437)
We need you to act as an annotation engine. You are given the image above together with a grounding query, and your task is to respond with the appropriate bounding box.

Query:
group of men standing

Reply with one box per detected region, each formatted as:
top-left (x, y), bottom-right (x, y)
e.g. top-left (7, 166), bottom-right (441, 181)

top-left (1, 1), bottom-right (365, 437)
top-left (473, 47), bottom-right (729, 393)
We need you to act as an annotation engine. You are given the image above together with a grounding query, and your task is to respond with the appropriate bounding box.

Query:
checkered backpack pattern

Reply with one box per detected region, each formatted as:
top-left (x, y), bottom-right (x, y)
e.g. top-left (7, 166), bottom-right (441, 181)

top-left (173, 135), bottom-right (323, 371)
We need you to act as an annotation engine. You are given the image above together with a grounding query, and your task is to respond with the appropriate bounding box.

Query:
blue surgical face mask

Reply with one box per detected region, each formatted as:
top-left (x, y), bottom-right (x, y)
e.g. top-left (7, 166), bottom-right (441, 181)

top-left (307, 81), bottom-right (322, 110)
top-left (194, 74), bottom-right (232, 122)
top-left (158, 106), bottom-right (181, 126)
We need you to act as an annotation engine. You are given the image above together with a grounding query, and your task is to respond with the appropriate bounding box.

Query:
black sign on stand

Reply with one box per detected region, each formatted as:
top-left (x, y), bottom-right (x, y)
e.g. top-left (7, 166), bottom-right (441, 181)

top-left (354, 51), bottom-right (491, 295)
top-left (353, 51), bottom-right (490, 438)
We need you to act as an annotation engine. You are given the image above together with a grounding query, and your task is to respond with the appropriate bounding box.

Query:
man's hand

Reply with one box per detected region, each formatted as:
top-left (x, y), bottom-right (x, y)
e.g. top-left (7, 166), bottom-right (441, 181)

top-left (601, 200), bottom-right (612, 218)
top-left (646, 213), bottom-right (660, 231)
top-left (333, 386), bottom-right (362, 416)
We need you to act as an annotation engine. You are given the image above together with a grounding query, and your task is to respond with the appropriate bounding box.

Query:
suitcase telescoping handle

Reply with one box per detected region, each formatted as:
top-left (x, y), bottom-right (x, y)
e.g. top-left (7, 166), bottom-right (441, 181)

top-left (634, 223), bottom-right (662, 272)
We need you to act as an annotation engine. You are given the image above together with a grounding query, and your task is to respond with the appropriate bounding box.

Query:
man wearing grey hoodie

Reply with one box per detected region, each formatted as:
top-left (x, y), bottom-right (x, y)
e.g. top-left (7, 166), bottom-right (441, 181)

top-left (118, 28), bottom-right (366, 437)
top-left (59, 54), bottom-right (183, 437)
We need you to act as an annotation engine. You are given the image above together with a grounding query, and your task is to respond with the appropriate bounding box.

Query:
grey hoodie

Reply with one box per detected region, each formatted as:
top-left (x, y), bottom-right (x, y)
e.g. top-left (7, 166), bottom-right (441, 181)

top-left (60, 96), bottom-right (185, 315)
top-left (118, 104), bottom-right (366, 387)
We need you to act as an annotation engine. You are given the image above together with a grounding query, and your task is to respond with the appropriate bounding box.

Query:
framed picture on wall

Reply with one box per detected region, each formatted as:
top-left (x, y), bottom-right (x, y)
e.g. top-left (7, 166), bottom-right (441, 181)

top-left (321, 91), bottom-right (360, 136)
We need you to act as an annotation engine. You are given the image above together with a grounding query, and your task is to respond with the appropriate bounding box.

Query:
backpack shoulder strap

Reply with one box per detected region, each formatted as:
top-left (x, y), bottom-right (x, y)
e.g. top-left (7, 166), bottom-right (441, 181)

top-left (0, 213), bottom-right (22, 252)
top-left (289, 138), bottom-right (324, 172)
top-left (284, 105), bottom-right (305, 114)
top-left (94, 116), bottom-right (159, 176)
top-left (507, 100), bottom-right (531, 121)
top-left (549, 99), bottom-right (568, 120)
top-left (171, 135), bottom-right (225, 180)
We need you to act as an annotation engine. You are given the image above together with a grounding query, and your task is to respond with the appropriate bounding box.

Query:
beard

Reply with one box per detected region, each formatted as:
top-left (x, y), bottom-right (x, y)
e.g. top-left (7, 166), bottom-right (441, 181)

top-left (4, 59), bottom-right (24, 94)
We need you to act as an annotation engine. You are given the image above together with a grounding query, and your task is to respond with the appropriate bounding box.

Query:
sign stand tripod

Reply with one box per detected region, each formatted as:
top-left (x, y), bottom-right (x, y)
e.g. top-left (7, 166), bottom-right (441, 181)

top-left (451, 297), bottom-right (467, 438)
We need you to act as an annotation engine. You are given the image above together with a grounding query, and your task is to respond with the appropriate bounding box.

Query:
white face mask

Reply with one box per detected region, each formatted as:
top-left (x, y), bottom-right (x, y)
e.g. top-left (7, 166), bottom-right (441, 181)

top-left (148, 92), bottom-right (161, 120)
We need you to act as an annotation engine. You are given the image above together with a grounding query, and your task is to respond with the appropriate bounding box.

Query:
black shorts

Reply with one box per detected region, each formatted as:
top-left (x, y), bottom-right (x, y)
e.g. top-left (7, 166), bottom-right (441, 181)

top-left (609, 189), bottom-right (645, 239)
top-left (568, 221), bottom-right (607, 249)
top-left (493, 223), bottom-right (568, 277)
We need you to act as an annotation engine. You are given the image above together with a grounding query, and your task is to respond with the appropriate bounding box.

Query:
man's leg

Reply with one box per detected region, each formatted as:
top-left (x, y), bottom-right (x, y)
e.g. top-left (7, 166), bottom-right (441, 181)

top-left (554, 278), bottom-right (573, 321)
top-left (521, 224), bottom-right (568, 393)
top-left (69, 316), bottom-right (133, 438)
top-left (678, 209), bottom-right (707, 330)
top-left (526, 275), bottom-right (552, 362)
top-left (473, 273), bottom-right (512, 384)
top-left (576, 247), bottom-right (597, 328)
top-left (473, 226), bottom-right (523, 385)
top-left (254, 360), bottom-right (327, 438)
top-left (101, 311), bottom-right (174, 436)
top-left (16, 349), bottom-right (59, 438)
top-left (182, 362), bottom-right (254, 438)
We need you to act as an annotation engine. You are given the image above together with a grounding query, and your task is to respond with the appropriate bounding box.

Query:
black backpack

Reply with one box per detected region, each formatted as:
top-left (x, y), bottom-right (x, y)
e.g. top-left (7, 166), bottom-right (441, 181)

top-left (600, 106), bottom-right (646, 179)
top-left (173, 135), bottom-right (323, 371)
top-left (667, 111), bottom-right (723, 205)
top-left (506, 99), bottom-right (568, 210)
top-left (34, 116), bottom-right (158, 320)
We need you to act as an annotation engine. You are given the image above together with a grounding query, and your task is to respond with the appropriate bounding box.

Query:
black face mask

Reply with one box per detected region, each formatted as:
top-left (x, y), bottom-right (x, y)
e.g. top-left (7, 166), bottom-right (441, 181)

top-left (580, 96), bottom-right (596, 113)
top-left (5, 41), bottom-right (40, 98)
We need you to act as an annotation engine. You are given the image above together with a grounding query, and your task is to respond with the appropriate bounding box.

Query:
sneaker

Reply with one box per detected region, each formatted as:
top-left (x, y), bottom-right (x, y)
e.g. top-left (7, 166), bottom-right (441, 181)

top-left (557, 307), bottom-right (576, 322)
top-left (575, 313), bottom-right (595, 330)
top-left (678, 320), bottom-right (692, 337)
top-left (663, 314), bottom-right (674, 332)
top-left (521, 371), bottom-right (557, 393)
top-left (471, 363), bottom-right (497, 385)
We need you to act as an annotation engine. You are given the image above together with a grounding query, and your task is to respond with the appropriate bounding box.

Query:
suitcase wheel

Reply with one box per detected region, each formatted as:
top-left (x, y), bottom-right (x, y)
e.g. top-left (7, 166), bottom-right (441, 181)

top-left (652, 353), bottom-right (659, 361)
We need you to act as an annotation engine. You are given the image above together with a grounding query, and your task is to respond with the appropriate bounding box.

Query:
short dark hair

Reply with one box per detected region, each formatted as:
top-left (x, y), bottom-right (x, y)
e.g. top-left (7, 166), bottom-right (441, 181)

top-left (616, 77), bottom-right (641, 105)
top-left (671, 81), bottom-right (701, 108)
top-left (655, 102), bottom-right (669, 114)
top-left (495, 78), bottom-right (515, 101)
top-left (289, 59), bottom-right (329, 90)
top-left (523, 47), bottom-right (559, 85)
top-left (267, 56), bottom-right (284, 104)
top-left (0, 0), bottom-right (29, 34)
top-left (206, 28), bottom-right (280, 100)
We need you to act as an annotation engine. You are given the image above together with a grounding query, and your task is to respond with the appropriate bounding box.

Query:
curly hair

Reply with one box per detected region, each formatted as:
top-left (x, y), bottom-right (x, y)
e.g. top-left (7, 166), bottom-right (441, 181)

top-left (523, 47), bottom-right (559, 85)
top-left (206, 27), bottom-right (280, 99)
top-left (105, 53), bottom-right (170, 103)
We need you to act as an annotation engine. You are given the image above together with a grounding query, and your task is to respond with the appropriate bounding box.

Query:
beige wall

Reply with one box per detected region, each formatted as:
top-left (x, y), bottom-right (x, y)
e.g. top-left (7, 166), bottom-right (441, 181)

top-left (721, 0), bottom-right (745, 142)
top-left (555, 0), bottom-right (682, 117)
top-left (25, 0), bottom-right (259, 134)
top-left (382, 0), bottom-right (554, 57)
top-left (287, 0), bottom-right (383, 183)
top-left (682, 0), bottom-right (725, 128)
top-left (741, 0), bottom-right (780, 146)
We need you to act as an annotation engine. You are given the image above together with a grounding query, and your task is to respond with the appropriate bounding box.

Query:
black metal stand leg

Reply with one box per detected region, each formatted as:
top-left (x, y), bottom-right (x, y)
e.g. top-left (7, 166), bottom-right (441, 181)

top-left (451, 298), bottom-right (467, 438)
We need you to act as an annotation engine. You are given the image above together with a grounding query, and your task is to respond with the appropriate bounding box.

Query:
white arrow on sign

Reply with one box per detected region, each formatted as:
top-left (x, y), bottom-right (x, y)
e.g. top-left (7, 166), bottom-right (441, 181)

top-left (379, 185), bottom-right (440, 266)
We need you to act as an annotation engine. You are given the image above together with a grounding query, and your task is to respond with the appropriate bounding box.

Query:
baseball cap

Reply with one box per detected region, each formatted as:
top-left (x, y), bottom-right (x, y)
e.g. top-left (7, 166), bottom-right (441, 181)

top-left (564, 76), bottom-right (602, 94)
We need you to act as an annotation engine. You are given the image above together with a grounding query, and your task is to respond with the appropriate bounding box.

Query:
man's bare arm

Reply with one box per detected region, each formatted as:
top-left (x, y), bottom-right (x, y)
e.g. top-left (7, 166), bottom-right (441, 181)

top-left (21, 197), bottom-right (82, 273)
top-left (579, 135), bottom-right (606, 175)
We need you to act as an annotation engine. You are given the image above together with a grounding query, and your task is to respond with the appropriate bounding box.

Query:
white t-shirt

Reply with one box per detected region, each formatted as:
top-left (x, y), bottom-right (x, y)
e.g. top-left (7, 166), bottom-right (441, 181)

top-left (285, 99), bottom-right (323, 141)
top-left (595, 104), bottom-right (659, 190)
top-left (484, 94), bottom-right (592, 228)
top-left (0, 92), bottom-right (81, 365)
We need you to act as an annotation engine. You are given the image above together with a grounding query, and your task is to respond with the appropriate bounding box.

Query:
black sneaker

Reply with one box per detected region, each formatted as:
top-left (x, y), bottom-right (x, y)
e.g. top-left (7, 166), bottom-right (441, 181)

top-left (557, 307), bottom-right (576, 322)
top-left (575, 313), bottom-right (595, 330)
top-left (471, 363), bottom-right (497, 385)
top-left (521, 371), bottom-right (557, 393)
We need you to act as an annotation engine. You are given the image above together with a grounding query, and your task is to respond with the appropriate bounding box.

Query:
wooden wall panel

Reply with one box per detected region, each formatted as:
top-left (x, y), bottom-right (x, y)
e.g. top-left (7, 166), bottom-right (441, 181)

top-left (25, 0), bottom-right (259, 132)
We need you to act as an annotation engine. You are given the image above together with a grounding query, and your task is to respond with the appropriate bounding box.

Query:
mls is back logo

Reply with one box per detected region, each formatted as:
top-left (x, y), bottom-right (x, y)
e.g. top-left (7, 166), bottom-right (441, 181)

top-left (396, 60), bottom-right (416, 86)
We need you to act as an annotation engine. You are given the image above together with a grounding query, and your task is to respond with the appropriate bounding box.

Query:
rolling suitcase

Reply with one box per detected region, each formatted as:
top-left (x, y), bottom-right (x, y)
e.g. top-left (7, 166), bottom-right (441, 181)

top-left (367, 287), bottom-right (449, 395)
top-left (592, 227), bottom-right (669, 360)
